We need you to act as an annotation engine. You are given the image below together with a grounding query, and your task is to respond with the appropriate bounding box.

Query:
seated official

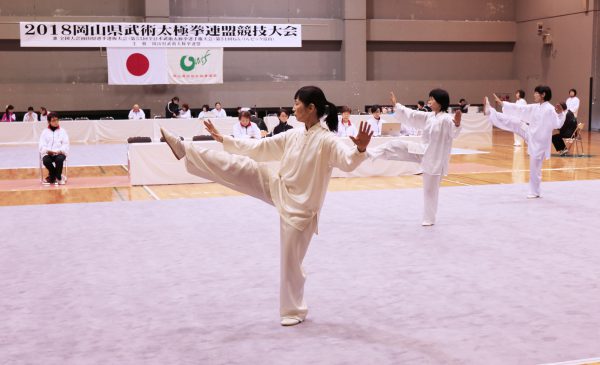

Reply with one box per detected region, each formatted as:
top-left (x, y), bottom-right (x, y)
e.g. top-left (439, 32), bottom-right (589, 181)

top-left (336, 106), bottom-right (357, 137)
top-left (366, 105), bottom-right (383, 137)
top-left (23, 106), bottom-right (39, 122)
top-left (211, 102), bottom-right (227, 118)
top-left (552, 102), bottom-right (577, 156)
top-left (272, 108), bottom-right (294, 136)
top-left (198, 104), bottom-right (211, 118)
top-left (39, 113), bottom-right (70, 185)
top-left (179, 103), bottom-right (192, 119)
top-left (128, 104), bottom-right (146, 120)
top-left (232, 110), bottom-right (261, 139)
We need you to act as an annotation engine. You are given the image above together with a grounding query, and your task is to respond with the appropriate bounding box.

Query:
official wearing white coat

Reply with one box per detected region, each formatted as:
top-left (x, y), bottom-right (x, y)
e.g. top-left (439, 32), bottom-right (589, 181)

top-left (566, 88), bottom-right (580, 117)
top-left (211, 102), bottom-right (227, 118)
top-left (366, 105), bottom-right (384, 136)
top-left (160, 86), bottom-right (373, 327)
top-left (370, 89), bottom-right (462, 226)
top-left (39, 113), bottom-right (70, 185)
top-left (233, 111), bottom-right (262, 139)
top-left (484, 85), bottom-right (564, 198)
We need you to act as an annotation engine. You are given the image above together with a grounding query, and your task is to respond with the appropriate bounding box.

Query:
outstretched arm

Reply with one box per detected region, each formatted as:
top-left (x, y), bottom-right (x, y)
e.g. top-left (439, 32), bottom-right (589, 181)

top-left (205, 119), bottom-right (286, 161)
top-left (390, 91), bottom-right (429, 130)
top-left (330, 121), bottom-right (372, 171)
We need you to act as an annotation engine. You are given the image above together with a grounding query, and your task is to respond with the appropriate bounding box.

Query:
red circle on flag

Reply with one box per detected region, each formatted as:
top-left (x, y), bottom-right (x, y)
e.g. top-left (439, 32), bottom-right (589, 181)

top-left (126, 53), bottom-right (149, 76)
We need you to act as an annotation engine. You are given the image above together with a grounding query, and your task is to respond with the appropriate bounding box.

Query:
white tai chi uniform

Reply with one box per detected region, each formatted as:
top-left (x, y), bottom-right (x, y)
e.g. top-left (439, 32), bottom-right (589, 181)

top-left (182, 123), bottom-right (367, 321)
top-left (128, 109), bottom-right (146, 120)
top-left (211, 108), bottom-right (227, 118)
top-left (513, 98), bottom-right (527, 146)
top-left (487, 101), bottom-right (564, 197)
top-left (370, 103), bottom-right (461, 225)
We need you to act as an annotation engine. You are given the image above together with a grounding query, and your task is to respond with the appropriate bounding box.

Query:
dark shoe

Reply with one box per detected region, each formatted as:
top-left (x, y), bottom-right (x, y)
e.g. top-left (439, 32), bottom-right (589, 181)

top-left (43, 176), bottom-right (55, 185)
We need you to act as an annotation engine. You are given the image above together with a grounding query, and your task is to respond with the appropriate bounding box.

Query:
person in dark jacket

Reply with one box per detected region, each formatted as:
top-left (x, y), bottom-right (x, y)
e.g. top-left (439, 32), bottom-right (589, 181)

top-left (552, 102), bottom-right (577, 156)
top-left (165, 96), bottom-right (180, 118)
top-left (272, 108), bottom-right (294, 136)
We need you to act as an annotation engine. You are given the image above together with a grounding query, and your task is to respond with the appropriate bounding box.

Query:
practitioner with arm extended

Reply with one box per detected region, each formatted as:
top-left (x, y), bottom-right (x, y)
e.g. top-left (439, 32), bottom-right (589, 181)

top-left (160, 86), bottom-right (373, 326)
top-left (483, 85), bottom-right (564, 198)
top-left (370, 89), bottom-right (462, 226)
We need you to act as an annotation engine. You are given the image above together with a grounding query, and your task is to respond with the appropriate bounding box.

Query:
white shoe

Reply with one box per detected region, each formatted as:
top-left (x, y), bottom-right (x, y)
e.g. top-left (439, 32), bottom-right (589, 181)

top-left (513, 142), bottom-right (521, 147)
top-left (526, 194), bottom-right (540, 199)
top-left (57, 178), bottom-right (66, 185)
top-left (160, 127), bottom-right (186, 160)
top-left (482, 97), bottom-right (491, 116)
top-left (280, 317), bottom-right (302, 326)
top-left (421, 221), bottom-right (434, 226)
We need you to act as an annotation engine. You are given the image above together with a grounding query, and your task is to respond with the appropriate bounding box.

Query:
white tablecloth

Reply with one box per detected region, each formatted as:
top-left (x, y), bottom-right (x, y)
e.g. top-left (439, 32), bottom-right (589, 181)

top-left (128, 137), bottom-right (423, 186)
top-left (0, 113), bottom-right (490, 145)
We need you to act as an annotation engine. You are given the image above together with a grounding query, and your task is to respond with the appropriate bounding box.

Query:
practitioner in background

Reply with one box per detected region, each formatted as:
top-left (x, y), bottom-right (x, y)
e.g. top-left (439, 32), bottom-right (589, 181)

top-left (370, 89), bottom-right (462, 226)
top-left (483, 85), bottom-right (564, 198)
top-left (513, 89), bottom-right (527, 146)
top-left (160, 86), bottom-right (373, 326)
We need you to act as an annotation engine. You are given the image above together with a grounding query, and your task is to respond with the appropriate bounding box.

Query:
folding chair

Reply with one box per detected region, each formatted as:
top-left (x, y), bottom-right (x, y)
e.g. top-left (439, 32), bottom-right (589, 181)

top-left (563, 122), bottom-right (584, 156)
top-left (39, 153), bottom-right (68, 185)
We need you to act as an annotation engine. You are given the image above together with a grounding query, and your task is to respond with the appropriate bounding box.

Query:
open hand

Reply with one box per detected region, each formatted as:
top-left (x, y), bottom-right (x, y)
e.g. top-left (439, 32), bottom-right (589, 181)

top-left (204, 119), bottom-right (224, 143)
top-left (453, 110), bottom-right (462, 127)
top-left (349, 121), bottom-right (374, 152)
top-left (390, 91), bottom-right (398, 106)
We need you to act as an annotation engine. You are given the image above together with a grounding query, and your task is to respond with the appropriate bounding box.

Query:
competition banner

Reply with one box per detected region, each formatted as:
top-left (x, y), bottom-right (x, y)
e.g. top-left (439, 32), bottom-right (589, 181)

top-left (167, 48), bottom-right (223, 84)
top-left (107, 48), bottom-right (223, 85)
top-left (20, 22), bottom-right (301, 48)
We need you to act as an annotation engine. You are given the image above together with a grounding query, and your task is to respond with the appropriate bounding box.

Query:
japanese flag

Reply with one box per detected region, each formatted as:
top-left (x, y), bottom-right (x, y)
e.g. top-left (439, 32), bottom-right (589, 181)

top-left (107, 48), bottom-right (168, 85)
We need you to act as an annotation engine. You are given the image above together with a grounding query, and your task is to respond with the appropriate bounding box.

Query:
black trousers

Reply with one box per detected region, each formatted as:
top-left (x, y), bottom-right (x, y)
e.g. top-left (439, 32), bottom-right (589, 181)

top-left (42, 154), bottom-right (66, 180)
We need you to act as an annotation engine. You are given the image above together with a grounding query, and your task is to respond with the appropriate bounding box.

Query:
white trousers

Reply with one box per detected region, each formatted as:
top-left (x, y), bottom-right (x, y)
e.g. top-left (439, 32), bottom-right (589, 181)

top-left (488, 109), bottom-right (543, 196)
top-left (184, 144), bottom-right (315, 321)
top-left (513, 133), bottom-right (524, 146)
top-left (371, 140), bottom-right (443, 224)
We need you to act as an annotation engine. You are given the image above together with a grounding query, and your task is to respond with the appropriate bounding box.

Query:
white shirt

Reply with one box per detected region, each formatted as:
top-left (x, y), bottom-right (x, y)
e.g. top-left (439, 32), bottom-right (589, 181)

top-left (198, 111), bottom-right (211, 118)
top-left (38, 127), bottom-right (70, 156)
top-left (502, 101), bottom-right (563, 160)
top-left (392, 103), bottom-right (461, 175)
top-left (128, 109), bottom-right (146, 120)
top-left (516, 98), bottom-right (527, 106)
top-left (223, 123), bottom-right (368, 231)
top-left (211, 108), bottom-right (227, 118)
top-left (366, 117), bottom-right (383, 136)
top-left (336, 121), bottom-right (357, 137)
top-left (40, 113), bottom-right (49, 122)
top-left (566, 96), bottom-right (580, 117)
top-left (233, 122), bottom-right (262, 139)
top-left (23, 112), bottom-right (38, 122)
top-left (179, 109), bottom-right (192, 119)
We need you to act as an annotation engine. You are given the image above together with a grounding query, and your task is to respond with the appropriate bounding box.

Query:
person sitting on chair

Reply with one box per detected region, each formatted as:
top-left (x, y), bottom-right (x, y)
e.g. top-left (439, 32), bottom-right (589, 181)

top-left (552, 102), bottom-right (577, 156)
top-left (39, 113), bottom-right (70, 185)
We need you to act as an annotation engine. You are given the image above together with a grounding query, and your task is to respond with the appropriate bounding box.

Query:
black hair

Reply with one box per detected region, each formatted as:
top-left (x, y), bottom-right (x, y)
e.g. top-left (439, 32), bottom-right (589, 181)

top-left (294, 85), bottom-right (338, 132)
top-left (534, 85), bottom-right (552, 101)
top-left (569, 88), bottom-right (577, 96)
top-left (516, 89), bottom-right (526, 99)
top-left (417, 100), bottom-right (425, 107)
top-left (5, 104), bottom-right (14, 113)
top-left (560, 102), bottom-right (568, 110)
top-left (370, 104), bottom-right (381, 113)
top-left (202, 104), bottom-right (209, 111)
top-left (172, 96), bottom-right (179, 102)
top-left (429, 89), bottom-right (450, 112)
top-left (279, 108), bottom-right (290, 117)
top-left (459, 98), bottom-right (466, 103)
top-left (47, 112), bottom-right (59, 121)
top-left (27, 106), bottom-right (34, 111)
top-left (215, 101), bottom-right (222, 106)
top-left (182, 103), bottom-right (189, 110)
top-left (341, 105), bottom-right (352, 113)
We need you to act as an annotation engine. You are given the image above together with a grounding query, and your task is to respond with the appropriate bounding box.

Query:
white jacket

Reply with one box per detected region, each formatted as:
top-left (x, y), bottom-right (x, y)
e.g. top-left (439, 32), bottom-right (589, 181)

top-left (233, 122), bottom-right (262, 139)
top-left (39, 127), bottom-right (70, 155)
top-left (392, 103), bottom-right (461, 175)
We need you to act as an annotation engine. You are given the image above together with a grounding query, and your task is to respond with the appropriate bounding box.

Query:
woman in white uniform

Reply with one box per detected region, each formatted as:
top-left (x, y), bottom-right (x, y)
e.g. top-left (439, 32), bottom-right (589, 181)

top-left (161, 86), bottom-right (373, 326)
top-left (370, 89), bottom-right (462, 226)
top-left (483, 85), bottom-right (564, 198)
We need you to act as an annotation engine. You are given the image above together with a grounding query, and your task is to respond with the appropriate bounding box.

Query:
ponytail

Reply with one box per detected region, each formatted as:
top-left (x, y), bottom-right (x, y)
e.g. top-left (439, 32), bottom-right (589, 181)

top-left (324, 101), bottom-right (338, 132)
